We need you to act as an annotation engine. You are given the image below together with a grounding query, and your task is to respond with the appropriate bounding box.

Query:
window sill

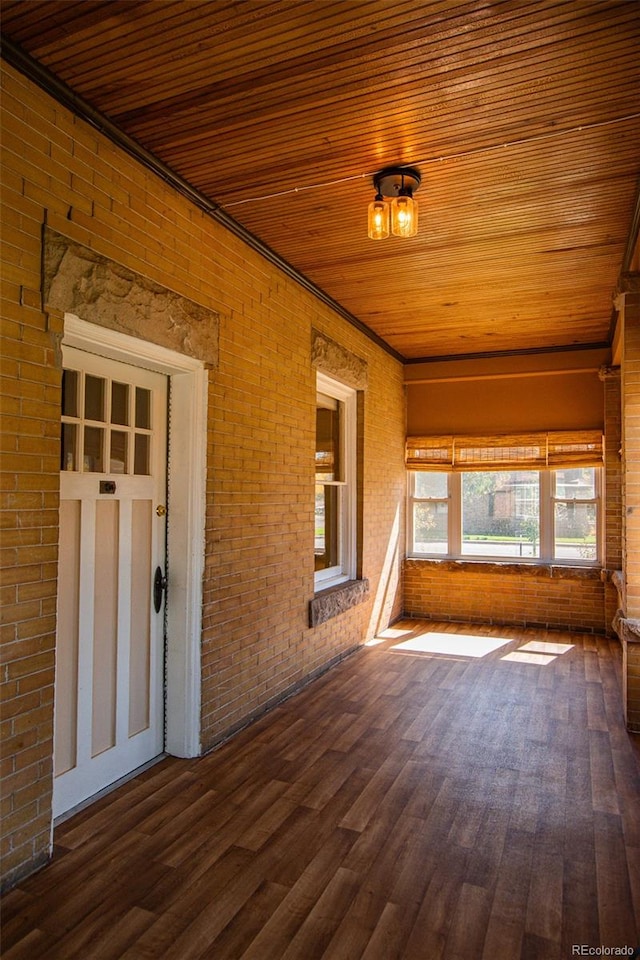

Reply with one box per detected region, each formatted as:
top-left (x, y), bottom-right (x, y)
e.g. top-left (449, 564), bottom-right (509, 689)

top-left (405, 557), bottom-right (603, 581)
top-left (309, 578), bottom-right (370, 627)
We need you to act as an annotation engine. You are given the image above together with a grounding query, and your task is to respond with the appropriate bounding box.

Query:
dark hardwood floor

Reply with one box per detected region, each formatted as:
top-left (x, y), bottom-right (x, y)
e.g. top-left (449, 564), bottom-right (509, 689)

top-left (3, 620), bottom-right (639, 959)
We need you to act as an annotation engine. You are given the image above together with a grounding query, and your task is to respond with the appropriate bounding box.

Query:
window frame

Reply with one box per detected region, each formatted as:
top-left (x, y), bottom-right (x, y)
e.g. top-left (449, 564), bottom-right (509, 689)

top-left (408, 466), bottom-right (602, 566)
top-left (315, 372), bottom-right (357, 590)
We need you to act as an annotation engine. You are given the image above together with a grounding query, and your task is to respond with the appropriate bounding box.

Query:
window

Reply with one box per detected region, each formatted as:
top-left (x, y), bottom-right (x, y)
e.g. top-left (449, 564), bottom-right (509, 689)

top-left (406, 431), bottom-right (603, 566)
top-left (412, 472), bottom-right (448, 555)
top-left (315, 373), bottom-right (356, 588)
top-left (409, 467), bottom-right (601, 564)
top-left (553, 467), bottom-right (598, 562)
top-left (461, 471), bottom-right (541, 559)
top-left (61, 367), bottom-right (153, 475)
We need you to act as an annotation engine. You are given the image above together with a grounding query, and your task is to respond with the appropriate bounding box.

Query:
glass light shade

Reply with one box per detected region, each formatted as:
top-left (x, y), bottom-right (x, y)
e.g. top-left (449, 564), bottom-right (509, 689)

top-left (391, 194), bottom-right (418, 237)
top-left (368, 197), bottom-right (390, 240)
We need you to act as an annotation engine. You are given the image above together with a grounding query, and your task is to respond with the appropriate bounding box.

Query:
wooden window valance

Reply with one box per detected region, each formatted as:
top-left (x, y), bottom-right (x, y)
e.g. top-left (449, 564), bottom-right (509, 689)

top-left (406, 430), bottom-right (604, 471)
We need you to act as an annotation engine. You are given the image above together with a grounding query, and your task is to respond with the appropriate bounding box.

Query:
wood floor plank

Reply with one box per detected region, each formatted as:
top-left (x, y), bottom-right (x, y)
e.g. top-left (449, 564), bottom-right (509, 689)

top-left (121, 845), bottom-right (263, 960)
top-left (387, 811), bottom-right (445, 908)
top-left (235, 793), bottom-right (300, 852)
top-left (508, 769), bottom-right (542, 835)
top-left (358, 900), bottom-right (419, 960)
top-left (39, 904), bottom-right (157, 960)
top-left (525, 850), bottom-right (564, 945)
top-left (317, 885), bottom-right (396, 960)
top-left (561, 857), bottom-right (601, 955)
top-left (594, 809), bottom-right (639, 945)
top-left (402, 843), bottom-right (470, 960)
top-left (277, 866), bottom-right (361, 960)
top-left (4, 830), bottom-right (156, 942)
top-left (200, 880), bottom-right (291, 959)
top-left (627, 844), bottom-right (640, 934)
top-left (148, 848), bottom-right (281, 960)
top-left (237, 828), bottom-right (358, 960)
top-left (2, 927), bottom-right (50, 960)
top-left (294, 750), bottom-right (361, 811)
top-left (338, 741), bottom-right (416, 833)
top-left (481, 828), bottom-right (534, 960)
top-left (2, 620), bottom-right (638, 959)
top-left (445, 881), bottom-right (492, 960)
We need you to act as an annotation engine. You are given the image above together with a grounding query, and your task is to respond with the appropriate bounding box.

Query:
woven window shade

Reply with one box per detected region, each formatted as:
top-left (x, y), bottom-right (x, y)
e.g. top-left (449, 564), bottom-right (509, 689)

top-left (547, 430), bottom-right (604, 467)
top-left (406, 430), bottom-right (603, 471)
top-left (405, 435), bottom-right (452, 468)
top-left (454, 434), bottom-right (546, 471)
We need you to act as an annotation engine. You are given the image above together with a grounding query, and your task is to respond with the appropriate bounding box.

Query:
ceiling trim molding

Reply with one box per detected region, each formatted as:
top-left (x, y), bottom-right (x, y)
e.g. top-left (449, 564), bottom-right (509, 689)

top-left (1, 38), bottom-right (405, 365)
top-left (405, 341), bottom-right (611, 366)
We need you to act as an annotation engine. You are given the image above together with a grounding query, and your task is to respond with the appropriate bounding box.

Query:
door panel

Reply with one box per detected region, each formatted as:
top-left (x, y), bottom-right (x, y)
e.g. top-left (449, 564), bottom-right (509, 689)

top-left (54, 347), bottom-right (167, 818)
top-left (129, 499), bottom-right (152, 737)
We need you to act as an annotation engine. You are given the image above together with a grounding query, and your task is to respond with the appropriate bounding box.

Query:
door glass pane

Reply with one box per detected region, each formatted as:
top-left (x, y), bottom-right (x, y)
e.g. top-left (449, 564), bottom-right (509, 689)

top-left (135, 388), bottom-right (151, 429)
top-left (555, 501), bottom-right (597, 561)
top-left (461, 471), bottom-right (540, 558)
top-left (85, 376), bottom-right (105, 422)
top-left (62, 369), bottom-right (78, 417)
top-left (134, 434), bottom-right (150, 475)
top-left (83, 426), bottom-right (104, 472)
top-left (61, 423), bottom-right (77, 471)
top-left (315, 484), bottom-right (339, 570)
top-left (110, 431), bottom-right (128, 474)
top-left (413, 501), bottom-right (448, 554)
top-left (111, 382), bottom-right (129, 426)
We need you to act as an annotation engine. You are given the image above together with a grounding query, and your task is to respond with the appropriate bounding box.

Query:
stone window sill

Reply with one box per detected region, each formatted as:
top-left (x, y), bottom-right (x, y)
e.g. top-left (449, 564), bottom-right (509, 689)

top-left (309, 578), bottom-right (370, 627)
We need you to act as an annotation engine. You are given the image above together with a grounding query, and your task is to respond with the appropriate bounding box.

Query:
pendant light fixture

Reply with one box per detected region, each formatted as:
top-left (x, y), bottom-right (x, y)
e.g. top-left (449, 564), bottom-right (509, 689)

top-left (367, 167), bottom-right (421, 240)
top-left (367, 191), bottom-right (390, 240)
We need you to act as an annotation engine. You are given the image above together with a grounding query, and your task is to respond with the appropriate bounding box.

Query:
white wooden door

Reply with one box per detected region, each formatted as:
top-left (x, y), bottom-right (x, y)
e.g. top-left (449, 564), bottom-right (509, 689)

top-left (54, 346), bottom-right (168, 817)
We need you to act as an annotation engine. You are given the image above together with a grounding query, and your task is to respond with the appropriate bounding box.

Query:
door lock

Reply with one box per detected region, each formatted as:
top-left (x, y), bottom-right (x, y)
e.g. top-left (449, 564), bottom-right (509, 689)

top-left (153, 566), bottom-right (167, 613)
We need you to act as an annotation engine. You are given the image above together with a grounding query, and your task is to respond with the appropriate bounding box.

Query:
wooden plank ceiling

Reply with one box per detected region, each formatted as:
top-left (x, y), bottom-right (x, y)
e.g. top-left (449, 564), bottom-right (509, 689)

top-left (2, 0), bottom-right (639, 361)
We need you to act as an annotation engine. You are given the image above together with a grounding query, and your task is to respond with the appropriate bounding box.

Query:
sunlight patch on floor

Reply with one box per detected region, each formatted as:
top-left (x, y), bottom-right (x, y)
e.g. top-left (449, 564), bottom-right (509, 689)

top-left (518, 640), bottom-right (574, 655)
top-left (501, 640), bottom-right (574, 665)
top-left (501, 651), bottom-right (557, 665)
top-left (390, 632), bottom-right (513, 658)
top-left (366, 626), bottom-right (416, 646)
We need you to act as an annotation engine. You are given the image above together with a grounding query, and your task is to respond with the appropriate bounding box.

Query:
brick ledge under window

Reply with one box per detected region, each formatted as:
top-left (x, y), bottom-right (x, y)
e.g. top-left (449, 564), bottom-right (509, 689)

top-left (310, 579), bottom-right (370, 627)
top-left (405, 558), bottom-right (605, 581)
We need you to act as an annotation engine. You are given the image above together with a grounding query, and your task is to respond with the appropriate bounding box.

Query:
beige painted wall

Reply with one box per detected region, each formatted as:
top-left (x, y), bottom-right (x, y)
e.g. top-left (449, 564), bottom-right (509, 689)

top-left (405, 350), bottom-right (607, 435)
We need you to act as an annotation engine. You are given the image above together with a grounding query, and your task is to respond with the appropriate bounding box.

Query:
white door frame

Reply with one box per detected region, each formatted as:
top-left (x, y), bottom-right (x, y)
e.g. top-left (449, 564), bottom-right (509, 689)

top-left (61, 314), bottom-right (207, 758)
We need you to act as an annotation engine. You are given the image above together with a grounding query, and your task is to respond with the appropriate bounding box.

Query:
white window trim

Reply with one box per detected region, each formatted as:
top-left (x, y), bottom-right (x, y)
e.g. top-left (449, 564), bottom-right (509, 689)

top-left (408, 467), bottom-right (602, 566)
top-left (315, 372), bottom-right (357, 590)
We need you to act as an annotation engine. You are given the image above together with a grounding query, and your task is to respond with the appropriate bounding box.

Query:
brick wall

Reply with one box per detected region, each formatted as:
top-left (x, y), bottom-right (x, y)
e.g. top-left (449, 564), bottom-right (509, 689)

top-left (602, 367), bottom-right (622, 633)
top-left (0, 65), bottom-right (405, 888)
top-left (404, 560), bottom-right (606, 633)
top-left (620, 290), bottom-right (640, 729)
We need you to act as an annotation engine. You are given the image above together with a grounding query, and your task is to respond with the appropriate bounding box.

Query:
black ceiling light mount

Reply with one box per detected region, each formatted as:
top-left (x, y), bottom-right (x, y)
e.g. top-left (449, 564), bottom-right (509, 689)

top-left (373, 166), bottom-right (421, 198)
top-left (368, 166), bottom-right (421, 240)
